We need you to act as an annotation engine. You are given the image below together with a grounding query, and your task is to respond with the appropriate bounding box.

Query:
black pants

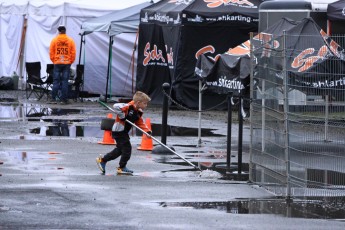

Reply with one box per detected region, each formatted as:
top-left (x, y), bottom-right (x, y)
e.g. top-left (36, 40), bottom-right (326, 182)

top-left (103, 132), bottom-right (131, 168)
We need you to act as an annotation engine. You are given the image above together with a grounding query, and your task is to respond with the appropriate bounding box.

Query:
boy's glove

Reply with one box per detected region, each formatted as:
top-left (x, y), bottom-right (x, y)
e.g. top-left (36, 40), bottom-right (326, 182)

top-left (127, 108), bottom-right (139, 121)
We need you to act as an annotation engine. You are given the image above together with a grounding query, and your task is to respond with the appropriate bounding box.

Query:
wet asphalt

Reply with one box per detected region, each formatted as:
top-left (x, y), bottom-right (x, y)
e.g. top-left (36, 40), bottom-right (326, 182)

top-left (1, 90), bottom-right (345, 229)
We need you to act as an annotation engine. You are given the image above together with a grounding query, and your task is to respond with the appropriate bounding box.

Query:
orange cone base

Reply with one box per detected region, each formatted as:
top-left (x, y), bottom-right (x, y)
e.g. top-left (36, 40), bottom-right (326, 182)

top-left (137, 143), bottom-right (153, 151)
top-left (137, 118), bottom-right (153, 151)
top-left (98, 141), bottom-right (116, 145)
top-left (98, 130), bottom-right (116, 145)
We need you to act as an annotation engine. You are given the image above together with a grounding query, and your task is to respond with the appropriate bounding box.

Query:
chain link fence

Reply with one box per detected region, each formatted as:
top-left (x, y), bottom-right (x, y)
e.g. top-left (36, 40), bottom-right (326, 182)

top-left (250, 32), bottom-right (345, 198)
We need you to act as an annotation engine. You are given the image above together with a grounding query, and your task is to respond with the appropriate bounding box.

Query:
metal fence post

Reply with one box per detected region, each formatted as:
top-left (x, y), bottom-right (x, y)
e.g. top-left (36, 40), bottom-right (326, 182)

top-left (325, 95), bottom-right (329, 142)
top-left (249, 32), bottom-right (254, 182)
top-left (197, 80), bottom-right (202, 147)
top-left (283, 31), bottom-right (291, 198)
top-left (226, 92), bottom-right (233, 173)
top-left (238, 94), bottom-right (243, 174)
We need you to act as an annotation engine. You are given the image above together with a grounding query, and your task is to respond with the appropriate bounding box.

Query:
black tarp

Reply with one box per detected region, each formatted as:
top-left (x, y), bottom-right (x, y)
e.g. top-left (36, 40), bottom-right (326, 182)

top-left (195, 17), bottom-right (298, 95)
top-left (282, 18), bottom-right (345, 97)
top-left (196, 17), bottom-right (345, 100)
top-left (137, 0), bottom-right (262, 108)
top-left (327, 0), bottom-right (345, 21)
top-left (137, 0), bottom-right (186, 104)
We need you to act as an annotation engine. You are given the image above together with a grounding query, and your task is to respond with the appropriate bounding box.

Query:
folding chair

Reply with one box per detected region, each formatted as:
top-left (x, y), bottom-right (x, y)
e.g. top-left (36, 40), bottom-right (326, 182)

top-left (46, 64), bottom-right (54, 88)
top-left (25, 104), bottom-right (50, 119)
top-left (25, 62), bottom-right (51, 100)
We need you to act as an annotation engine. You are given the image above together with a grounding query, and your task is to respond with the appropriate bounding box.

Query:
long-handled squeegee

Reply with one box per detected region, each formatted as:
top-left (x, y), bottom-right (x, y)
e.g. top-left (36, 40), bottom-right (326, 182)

top-left (98, 101), bottom-right (201, 171)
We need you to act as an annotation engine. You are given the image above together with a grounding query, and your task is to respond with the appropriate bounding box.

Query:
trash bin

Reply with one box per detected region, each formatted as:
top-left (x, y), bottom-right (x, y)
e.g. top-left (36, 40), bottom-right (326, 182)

top-left (12, 71), bottom-right (19, 90)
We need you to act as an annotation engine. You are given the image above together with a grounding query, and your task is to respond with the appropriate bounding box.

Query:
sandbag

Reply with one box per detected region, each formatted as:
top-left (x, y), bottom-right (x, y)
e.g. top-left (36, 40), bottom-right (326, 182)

top-left (0, 77), bottom-right (14, 90)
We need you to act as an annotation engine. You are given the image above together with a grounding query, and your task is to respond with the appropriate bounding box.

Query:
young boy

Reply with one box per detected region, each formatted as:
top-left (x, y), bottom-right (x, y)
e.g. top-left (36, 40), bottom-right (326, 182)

top-left (96, 91), bottom-right (152, 175)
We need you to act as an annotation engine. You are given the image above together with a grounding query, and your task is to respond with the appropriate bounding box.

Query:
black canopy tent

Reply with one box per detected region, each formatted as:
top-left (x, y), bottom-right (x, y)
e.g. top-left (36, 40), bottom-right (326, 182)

top-left (196, 17), bottom-right (345, 100)
top-left (137, 0), bottom-right (262, 108)
top-left (79, 1), bottom-right (152, 101)
top-left (136, 0), bottom-right (187, 104)
top-left (282, 18), bottom-right (345, 98)
top-left (327, 0), bottom-right (345, 21)
top-left (327, 0), bottom-right (345, 43)
top-left (195, 17), bottom-right (298, 98)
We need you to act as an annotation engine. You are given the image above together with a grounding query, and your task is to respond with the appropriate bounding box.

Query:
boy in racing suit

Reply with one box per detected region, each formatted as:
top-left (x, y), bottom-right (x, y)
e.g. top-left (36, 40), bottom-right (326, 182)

top-left (96, 91), bottom-right (152, 174)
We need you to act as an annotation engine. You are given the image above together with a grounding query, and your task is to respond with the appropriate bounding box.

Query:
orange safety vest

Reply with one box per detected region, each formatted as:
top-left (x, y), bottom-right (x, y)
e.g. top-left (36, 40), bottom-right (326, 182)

top-left (49, 34), bottom-right (76, 64)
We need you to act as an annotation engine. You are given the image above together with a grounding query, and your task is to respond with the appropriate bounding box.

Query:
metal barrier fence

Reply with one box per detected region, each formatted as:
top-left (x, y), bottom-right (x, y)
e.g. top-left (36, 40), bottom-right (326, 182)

top-left (250, 32), bottom-right (345, 198)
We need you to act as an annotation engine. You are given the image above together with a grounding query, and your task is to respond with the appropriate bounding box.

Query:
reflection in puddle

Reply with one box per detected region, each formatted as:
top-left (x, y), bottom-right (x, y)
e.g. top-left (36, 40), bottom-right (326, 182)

top-left (185, 154), bottom-right (225, 159)
top-left (160, 197), bottom-right (345, 219)
top-left (1, 104), bottom-right (224, 139)
top-left (29, 123), bottom-right (223, 138)
top-left (0, 103), bottom-right (83, 121)
top-left (0, 104), bottom-right (23, 121)
top-left (0, 98), bottom-right (17, 103)
top-left (137, 124), bottom-right (224, 137)
top-left (0, 151), bottom-right (63, 172)
top-left (3, 151), bottom-right (48, 164)
top-left (29, 126), bottom-right (103, 137)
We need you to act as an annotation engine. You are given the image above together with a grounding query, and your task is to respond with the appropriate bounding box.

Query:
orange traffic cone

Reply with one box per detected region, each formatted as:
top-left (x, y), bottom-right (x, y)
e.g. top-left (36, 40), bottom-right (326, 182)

top-left (137, 118), bottom-right (153, 151)
top-left (98, 113), bottom-right (116, 145)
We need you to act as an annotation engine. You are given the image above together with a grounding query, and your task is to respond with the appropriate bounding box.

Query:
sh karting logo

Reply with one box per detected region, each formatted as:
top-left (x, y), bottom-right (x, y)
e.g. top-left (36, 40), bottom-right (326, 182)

top-left (204, 0), bottom-right (256, 8)
top-left (143, 42), bottom-right (174, 68)
top-left (195, 45), bottom-right (221, 62)
top-left (292, 30), bottom-right (343, 73)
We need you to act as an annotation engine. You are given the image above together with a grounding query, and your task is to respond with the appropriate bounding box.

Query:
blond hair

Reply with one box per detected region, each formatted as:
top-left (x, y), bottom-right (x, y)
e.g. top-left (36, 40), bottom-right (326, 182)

top-left (133, 91), bottom-right (151, 103)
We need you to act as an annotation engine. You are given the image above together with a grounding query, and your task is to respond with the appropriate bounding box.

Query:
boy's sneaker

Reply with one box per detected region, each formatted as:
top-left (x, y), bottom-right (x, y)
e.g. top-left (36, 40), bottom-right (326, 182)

top-left (96, 156), bottom-right (106, 174)
top-left (117, 167), bottom-right (133, 175)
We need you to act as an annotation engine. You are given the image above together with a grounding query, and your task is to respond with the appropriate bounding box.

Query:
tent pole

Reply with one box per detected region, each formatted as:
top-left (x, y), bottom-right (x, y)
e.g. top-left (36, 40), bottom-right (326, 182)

top-left (132, 31), bottom-right (139, 95)
top-left (18, 18), bottom-right (27, 87)
top-left (197, 80), bottom-right (202, 147)
top-left (109, 39), bottom-right (113, 99)
top-left (327, 20), bottom-right (331, 35)
top-left (105, 36), bottom-right (113, 102)
top-left (78, 35), bottom-right (84, 65)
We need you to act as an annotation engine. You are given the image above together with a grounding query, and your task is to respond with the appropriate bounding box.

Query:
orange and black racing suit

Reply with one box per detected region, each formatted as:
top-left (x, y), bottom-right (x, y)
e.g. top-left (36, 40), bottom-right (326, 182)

top-left (102, 101), bottom-right (151, 168)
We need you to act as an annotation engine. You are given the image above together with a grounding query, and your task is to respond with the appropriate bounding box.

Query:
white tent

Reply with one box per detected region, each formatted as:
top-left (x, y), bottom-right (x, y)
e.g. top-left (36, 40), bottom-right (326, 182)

top-left (0, 0), bottom-right (153, 97)
top-left (80, 2), bottom-right (153, 99)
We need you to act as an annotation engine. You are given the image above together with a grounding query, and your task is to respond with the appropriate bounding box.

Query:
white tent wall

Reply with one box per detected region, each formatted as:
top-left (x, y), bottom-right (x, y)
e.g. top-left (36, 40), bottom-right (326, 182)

top-left (0, 0), bottom-right (150, 97)
top-left (110, 33), bottom-right (138, 96)
top-left (0, 0), bottom-right (27, 78)
top-left (25, 15), bottom-right (61, 62)
top-left (83, 32), bottom-right (137, 97)
top-left (0, 14), bottom-right (25, 77)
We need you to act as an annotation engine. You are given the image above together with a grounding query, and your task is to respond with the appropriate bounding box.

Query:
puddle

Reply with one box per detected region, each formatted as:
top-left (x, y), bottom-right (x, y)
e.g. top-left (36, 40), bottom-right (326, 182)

top-left (0, 104), bottom-right (23, 121)
top-left (159, 197), bottom-right (345, 219)
top-left (0, 98), bottom-right (18, 103)
top-left (136, 124), bottom-right (224, 137)
top-left (0, 104), bottom-right (85, 121)
top-left (29, 123), bottom-right (224, 138)
top-left (186, 154), bottom-right (225, 159)
top-left (185, 150), bottom-right (226, 159)
top-left (0, 151), bottom-right (64, 172)
top-left (155, 153), bottom-right (250, 179)
top-left (29, 126), bottom-right (103, 137)
top-left (1, 151), bottom-right (55, 163)
top-left (1, 104), bottom-right (224, 138)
